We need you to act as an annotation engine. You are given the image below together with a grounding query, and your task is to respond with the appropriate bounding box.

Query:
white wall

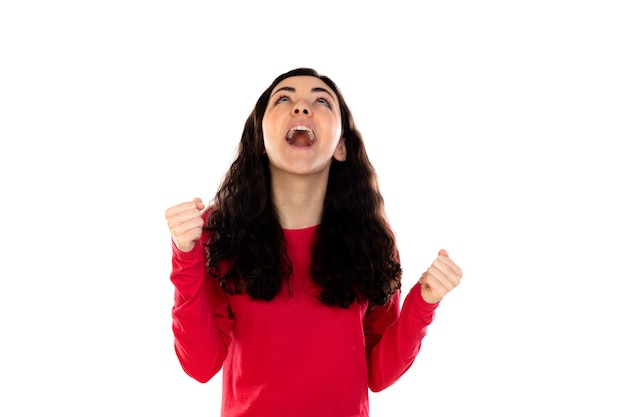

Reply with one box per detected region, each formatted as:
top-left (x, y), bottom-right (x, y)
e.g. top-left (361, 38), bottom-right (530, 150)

top-left (1, 1), bottom-right (624, 416)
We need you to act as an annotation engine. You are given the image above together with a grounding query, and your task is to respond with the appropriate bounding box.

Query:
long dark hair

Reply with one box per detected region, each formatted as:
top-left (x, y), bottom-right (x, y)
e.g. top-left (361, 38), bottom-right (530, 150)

top-left (205, 67), bottom-right (402, 308)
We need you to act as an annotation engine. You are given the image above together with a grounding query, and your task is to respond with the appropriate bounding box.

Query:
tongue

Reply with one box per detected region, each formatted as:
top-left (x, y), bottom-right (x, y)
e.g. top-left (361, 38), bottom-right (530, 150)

top-left (287, 131), bottom-right (312, 147)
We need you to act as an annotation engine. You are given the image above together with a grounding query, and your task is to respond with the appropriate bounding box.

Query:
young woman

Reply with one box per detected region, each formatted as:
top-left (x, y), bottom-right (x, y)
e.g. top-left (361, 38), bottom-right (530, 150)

top-left (165, 67), bottom-right (463, 416)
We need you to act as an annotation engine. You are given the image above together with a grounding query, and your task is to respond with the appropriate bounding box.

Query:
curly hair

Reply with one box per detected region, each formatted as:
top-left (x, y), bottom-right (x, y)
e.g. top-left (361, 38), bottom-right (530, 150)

top-left (205, 67), bottom-right (402, 309)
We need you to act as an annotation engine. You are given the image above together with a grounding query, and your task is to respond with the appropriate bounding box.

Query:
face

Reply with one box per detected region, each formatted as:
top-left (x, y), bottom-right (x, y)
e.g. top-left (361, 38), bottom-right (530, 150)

top-left (262, 75), bottom-right (346, 178)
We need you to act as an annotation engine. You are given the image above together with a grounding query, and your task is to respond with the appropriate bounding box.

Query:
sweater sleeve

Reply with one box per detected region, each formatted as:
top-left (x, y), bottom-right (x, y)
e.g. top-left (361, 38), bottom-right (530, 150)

top-left (364, 282), bottom-right (438, 392)
top-left (170, 229), bottom-right (233, 383)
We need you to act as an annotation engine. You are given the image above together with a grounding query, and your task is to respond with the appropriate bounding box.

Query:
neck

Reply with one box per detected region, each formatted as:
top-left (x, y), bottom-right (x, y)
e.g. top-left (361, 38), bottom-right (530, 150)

top-left (270, 170), bottom-right (329, 229)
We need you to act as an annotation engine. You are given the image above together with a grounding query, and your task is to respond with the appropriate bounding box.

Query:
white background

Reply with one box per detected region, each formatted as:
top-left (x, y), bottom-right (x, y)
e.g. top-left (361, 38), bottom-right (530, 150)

top-left (1, 1), bottom-right (625, 416)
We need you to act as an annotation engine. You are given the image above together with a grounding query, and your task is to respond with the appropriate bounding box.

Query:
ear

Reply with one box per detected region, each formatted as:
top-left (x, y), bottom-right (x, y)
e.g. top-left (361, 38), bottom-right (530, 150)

top-left (333, 138), bottom-right (347, 162)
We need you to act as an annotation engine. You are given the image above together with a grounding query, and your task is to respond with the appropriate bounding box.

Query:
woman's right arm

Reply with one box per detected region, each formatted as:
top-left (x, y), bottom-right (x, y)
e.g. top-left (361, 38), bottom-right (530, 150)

top-left (166, 199), bottom-right (233, 383)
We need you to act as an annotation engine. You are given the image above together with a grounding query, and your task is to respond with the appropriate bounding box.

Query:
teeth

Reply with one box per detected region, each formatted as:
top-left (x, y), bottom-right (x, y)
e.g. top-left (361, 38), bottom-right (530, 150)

top-left (287, 125), bottom-right (315, 142)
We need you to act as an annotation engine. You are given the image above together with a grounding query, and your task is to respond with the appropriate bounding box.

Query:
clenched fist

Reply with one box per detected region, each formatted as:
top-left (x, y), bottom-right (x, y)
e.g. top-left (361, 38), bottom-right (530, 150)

top-left (419, 249), bottom-right (463, 304)
top-left (165, 198), bottom-right (206, 252)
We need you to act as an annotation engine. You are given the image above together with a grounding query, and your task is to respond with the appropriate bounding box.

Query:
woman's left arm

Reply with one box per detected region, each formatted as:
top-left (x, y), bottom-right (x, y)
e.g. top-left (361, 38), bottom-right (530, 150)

top-left (365, 250), bottom-right (462, 392)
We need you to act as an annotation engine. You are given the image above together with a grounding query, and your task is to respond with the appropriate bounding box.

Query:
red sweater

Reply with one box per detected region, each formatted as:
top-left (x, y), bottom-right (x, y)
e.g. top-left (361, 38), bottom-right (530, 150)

top-left (170, 223), bottom-right (438, 417)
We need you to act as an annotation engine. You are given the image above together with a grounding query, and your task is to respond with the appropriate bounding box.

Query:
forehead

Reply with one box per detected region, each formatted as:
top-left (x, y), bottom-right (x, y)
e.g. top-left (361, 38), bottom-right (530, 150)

top-left (271, 76), bottom-right (337, 100)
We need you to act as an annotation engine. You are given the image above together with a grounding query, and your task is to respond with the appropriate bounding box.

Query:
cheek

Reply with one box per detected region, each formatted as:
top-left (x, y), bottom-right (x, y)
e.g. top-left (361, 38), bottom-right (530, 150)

top-left (261, 118), bottom-right (281, 154)
top-left (262, 115), bottom-right (279, 141)
top-left (328, 119), bottom-right (343, 142)
top-left (261, 119), bottom-right (271, 148)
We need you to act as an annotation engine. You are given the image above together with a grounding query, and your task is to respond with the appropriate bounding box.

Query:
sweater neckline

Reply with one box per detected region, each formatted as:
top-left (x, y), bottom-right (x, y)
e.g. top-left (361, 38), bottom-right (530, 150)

top-left (282, 224), bottom-right (319, 238)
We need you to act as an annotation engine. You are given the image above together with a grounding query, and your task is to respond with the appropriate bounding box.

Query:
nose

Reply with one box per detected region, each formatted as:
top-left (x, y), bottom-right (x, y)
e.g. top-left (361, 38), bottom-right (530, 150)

top-left (292, 100), bottom-right (310, 116)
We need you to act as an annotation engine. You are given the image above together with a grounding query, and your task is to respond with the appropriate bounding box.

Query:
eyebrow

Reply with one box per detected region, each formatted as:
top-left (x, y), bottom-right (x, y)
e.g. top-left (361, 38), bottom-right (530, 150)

top-left (271, 86), bottom-right (336, 102)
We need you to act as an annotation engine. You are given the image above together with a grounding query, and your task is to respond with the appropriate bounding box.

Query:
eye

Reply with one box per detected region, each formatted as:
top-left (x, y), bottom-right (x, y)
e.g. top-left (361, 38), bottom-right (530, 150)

top-left (315, 96), bottom-right (332, 108)
top-left (273, 95), bottom-right (290, 105)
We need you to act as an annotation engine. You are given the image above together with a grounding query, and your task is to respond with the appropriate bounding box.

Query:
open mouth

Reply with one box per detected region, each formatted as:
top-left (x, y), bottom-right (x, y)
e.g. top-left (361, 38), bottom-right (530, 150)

top-left (286, 125), bottom-right (315, 147)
